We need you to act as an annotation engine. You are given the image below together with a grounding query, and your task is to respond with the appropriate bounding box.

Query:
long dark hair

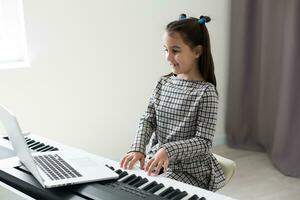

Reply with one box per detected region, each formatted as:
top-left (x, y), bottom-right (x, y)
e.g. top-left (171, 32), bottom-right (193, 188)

top-left (165, 15), bottom-right (217, 89)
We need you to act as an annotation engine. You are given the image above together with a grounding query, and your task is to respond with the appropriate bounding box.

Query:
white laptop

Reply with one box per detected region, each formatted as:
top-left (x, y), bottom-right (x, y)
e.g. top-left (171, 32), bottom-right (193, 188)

top-left (0, 105), bottom-right (118, 188)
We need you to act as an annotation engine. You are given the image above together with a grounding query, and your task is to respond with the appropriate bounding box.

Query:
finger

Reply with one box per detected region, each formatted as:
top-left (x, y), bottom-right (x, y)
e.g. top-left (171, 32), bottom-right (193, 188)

top-left (163, 160), bottom-right (169, 172)
top-left (120, 155), bottom-right (128, 168)
top-left (154, 161), bottom-right (163, 176)
top-left (145, 158), bottom-right (154, 172)
top-left (140, 156), bottom-right (145, 170)
top-left (128, 157), bottom-right (138, 169)
top-left (147, 159), bottom-right (158, 176)
top-left (123, 155), bottom-right (133, 169)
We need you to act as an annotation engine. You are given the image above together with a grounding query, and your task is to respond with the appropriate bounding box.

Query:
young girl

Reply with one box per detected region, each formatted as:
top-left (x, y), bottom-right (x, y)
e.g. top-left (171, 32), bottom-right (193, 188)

top-left (120, 14), bottom-right (225, 191)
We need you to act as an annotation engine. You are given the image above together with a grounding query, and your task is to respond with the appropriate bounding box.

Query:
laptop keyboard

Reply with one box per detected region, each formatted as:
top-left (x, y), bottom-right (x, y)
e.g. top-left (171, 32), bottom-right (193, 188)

top-left (33, 154), bottom-right (82, 180)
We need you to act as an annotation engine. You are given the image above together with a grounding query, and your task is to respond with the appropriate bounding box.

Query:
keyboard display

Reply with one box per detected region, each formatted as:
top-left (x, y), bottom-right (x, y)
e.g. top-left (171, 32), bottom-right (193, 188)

top-left (33, 154), bottom-right (82, 180)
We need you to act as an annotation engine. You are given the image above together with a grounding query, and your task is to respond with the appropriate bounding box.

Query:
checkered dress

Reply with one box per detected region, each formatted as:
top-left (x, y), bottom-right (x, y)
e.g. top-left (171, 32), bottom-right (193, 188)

top-left (129, 74), bottom-right (225, 191)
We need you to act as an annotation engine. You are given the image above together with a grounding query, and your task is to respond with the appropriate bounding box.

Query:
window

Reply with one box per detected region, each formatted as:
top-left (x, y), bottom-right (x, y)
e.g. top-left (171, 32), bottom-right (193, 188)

top-left (0, 0), bottom-right (29, 69)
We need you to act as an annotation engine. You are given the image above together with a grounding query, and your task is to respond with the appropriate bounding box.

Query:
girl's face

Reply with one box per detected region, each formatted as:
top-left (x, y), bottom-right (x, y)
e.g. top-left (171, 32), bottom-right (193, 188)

top-left (163, 31), bottom-right (202, 80)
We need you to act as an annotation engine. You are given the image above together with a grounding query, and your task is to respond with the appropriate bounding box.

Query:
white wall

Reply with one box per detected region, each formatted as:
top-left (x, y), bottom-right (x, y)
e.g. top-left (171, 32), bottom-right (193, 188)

top-left (0, 0), bottom-right (230, 161)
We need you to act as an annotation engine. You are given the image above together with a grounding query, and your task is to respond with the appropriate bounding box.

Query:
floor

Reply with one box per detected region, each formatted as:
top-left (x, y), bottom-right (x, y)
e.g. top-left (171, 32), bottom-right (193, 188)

top-left (212, 145), bottom-right (300, 200)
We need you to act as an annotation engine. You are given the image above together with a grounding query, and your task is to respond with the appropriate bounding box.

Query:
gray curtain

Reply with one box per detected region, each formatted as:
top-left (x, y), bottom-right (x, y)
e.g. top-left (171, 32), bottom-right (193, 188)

top-left (226, 0), bottom-right (300, 177)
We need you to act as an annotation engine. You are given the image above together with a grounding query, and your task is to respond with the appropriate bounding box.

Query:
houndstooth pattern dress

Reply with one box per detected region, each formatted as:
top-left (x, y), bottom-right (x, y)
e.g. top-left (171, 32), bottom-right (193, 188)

top-left (129, 74), bottom-right (225, 191)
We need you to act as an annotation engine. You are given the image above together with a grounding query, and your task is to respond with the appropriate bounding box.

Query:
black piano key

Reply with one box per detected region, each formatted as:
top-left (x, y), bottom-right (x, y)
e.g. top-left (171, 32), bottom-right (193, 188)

top-left (115, 169), bottom-right (123, 174)
top-left (188, 194), bottom-right (200, 200)
top-left (51, 147), bottom-right (58, 151)
top-left (147, 183), bottom-right (164, 193)
top-left (142, 181), bottom-right (158, 191)
top-left (159, 186), bottom-right (175, 197)
top-left (34, 145), bottom-right (47, 152)
top-left (117, 171), bottom-right (128, 179)
top-left (132, 177), bottom-right (148, 187)
top-left (121, 174), bottom-right (137, 183)
top-left (105, 164), bottom-right (115, 171)
top-left (41, 146), bottom-right (53, 152)
top-left (26, 139), bottom-right (35, 145)
top-left (127, 176), bottom-right (142, 185)
top-left (31, 143), bottom-right (45, 150)
top-left (164, 189), bottom-right (181, 199)
top-left (46, 147), bottom-right (55, 151)
top-left (199, 197), bottom-right (206, 200)
top-left (171, 191), bottom-right (188, 200)
top-left (28, 142), bottom-right (40, 148)
top-left (35, 145), bottom-right (50, 152)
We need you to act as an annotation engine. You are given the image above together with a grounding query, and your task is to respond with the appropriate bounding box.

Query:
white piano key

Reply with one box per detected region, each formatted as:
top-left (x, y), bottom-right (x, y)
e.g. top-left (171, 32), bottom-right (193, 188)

top-left (153, 186), bottom-right (167, 195)
top-left (137, 180), bottom-right (152, 189)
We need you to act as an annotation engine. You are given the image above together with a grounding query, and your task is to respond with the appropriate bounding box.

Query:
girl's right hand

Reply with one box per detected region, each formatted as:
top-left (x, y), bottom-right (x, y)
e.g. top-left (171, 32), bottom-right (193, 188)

top-left (120, 152), bottom-right (145, 170)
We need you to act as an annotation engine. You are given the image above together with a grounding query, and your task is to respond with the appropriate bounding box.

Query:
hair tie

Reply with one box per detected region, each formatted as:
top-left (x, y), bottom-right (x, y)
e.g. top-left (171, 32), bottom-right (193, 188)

top-left (179, 13), bottom-right (187, 20)
top-left (198, 16), bottom-right (206, 25)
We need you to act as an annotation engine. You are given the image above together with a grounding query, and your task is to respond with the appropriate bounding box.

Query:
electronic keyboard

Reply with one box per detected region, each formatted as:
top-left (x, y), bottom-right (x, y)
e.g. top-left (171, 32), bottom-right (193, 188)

top-left (0, 134), bottom-right (236, 200)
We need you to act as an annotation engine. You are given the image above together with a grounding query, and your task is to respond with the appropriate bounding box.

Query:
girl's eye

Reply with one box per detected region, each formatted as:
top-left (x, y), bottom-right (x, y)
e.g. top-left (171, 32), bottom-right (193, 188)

top-left (172, 50), bottom-right (179, 53)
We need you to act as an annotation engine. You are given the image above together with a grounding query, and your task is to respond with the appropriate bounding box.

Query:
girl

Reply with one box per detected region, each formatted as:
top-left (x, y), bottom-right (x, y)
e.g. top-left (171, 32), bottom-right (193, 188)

top-left (120, 14), bottom-right (225, 191)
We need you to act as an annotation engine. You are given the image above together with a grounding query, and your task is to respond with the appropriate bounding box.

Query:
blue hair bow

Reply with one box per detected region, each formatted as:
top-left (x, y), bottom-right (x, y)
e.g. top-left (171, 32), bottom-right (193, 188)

top-left (198, 16), bottom-right (206, 25)
top-left (179, 13), bottom-right (187, 20)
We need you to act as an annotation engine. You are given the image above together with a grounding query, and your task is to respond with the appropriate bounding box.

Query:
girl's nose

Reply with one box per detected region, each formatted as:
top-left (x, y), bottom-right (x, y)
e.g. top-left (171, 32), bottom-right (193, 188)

top-left (166, 52), bottom-right (174, 62)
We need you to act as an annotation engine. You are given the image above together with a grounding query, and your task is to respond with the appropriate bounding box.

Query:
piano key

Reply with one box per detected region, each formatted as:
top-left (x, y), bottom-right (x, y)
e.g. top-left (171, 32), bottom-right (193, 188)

top-left (105, 164), bottom-right (115, 171)
top-left (142, 181), bottom-right (158, 191)
top-left (159, 186), bottom-right (175, 197)
top-left (121, 174), bottom-right (137, 183)
top-left (164, 189), bottom-right (181, 199)
top-left (132, 177), bottom-right (148, 187)
top-left (171, 191), bottom-right (188, 200)
top-left (28, 142), bottom-right (40, 148)
top-left (188, 194), bottom-right (200, 200)
top-left (4, 133), bottom-right (234, 200)
top-left (51, 147), bottom-right (58, 151)
top-left (45, 147), bottom-right (55, 151)
top-left (31, 143), bottom-right (45, 150)
top-left (199, 197), bottom-right (206, 200)
top-left (127, 176), bottom-right (142, 185)
top-left (35, 145), bottom-right (50, 152)
top-left (41, 146), bottom-right (54, 152)
top-left (26, 139), bottom-right (35, 145)
top-left (148, 183), bottom-right (164, 193)
top-left (115, 169), bottom-right (123, 174)
top-left (117, 171), bottom-right (128, 180)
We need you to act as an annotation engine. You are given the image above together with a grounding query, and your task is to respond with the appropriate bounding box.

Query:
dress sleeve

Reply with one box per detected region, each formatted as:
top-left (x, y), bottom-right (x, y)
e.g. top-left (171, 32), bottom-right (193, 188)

top-left (161, 85), bottom-right (218, 161)
top-left (128, 79), bottom-right (162, 155)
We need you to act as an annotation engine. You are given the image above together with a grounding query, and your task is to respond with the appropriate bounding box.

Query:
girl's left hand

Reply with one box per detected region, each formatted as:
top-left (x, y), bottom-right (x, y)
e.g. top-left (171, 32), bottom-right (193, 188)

top-left (145, 148), bottom-right (169, 176)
